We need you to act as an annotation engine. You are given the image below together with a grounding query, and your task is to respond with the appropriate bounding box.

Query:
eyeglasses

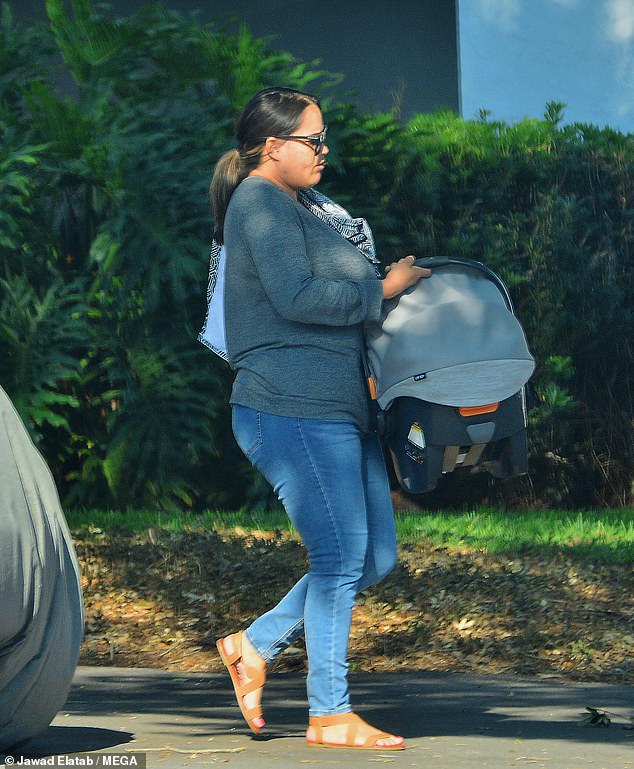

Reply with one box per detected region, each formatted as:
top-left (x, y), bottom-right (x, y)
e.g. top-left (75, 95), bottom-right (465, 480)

top-left (270, 126), bottom-right (328, 155)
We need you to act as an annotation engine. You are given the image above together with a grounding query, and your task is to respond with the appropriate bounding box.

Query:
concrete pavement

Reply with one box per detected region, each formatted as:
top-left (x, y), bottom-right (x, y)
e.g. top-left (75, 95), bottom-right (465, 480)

top-left (4, 667), bottom-right (633, 768)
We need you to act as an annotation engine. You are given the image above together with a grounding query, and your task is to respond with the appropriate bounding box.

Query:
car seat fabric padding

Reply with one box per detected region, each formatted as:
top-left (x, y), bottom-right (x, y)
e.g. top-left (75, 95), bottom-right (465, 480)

top-left (367, 262), bottom-right (535, 409)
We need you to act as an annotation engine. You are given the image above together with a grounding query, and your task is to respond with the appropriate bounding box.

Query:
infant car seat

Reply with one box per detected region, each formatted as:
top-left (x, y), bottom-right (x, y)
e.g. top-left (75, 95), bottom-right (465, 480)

top-left (366, 257), bottom-right (535, 494)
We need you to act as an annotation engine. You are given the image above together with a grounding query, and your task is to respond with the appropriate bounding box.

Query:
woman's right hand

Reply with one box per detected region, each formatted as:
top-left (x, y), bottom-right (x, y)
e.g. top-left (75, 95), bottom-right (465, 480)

top-left (382, 255), bottom-right (431, 299)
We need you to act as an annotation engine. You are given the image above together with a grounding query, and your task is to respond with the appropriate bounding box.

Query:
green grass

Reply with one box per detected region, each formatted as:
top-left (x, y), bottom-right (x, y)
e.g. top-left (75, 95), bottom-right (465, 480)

top-left (65, 507), bottom-right (293, 534)
top-left (66, 506), bottom-right (634, 564)
top-left (394, 507), bottom-right (634, 563)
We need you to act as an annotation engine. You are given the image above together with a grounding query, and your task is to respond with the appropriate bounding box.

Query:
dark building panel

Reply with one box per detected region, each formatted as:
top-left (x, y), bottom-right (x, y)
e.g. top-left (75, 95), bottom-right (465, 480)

top-left (9, 0), bottom-right (459, 117)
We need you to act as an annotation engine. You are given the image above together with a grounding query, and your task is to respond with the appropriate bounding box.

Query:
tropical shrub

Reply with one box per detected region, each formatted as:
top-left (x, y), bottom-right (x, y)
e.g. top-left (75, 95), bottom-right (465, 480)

top-left (0, 0), bottom-right (337, 508)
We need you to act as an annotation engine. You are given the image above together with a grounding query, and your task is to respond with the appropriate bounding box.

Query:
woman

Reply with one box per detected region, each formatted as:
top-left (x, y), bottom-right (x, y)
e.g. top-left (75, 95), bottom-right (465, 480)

top-left (210, 86), bottom-right (429, 750)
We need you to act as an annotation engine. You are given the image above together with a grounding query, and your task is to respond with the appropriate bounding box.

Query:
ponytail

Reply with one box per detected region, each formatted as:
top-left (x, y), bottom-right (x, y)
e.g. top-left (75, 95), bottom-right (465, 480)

top-left (210, 148), bottom-right (247, 244)
top-left (210, 87), bottom-right (321, 243)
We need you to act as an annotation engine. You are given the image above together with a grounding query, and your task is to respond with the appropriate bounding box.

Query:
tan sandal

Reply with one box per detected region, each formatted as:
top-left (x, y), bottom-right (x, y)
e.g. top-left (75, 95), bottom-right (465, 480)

top-left (216, 632), bottom-right (266, 734)
top-left (307, 712), bottom-right (405, 750)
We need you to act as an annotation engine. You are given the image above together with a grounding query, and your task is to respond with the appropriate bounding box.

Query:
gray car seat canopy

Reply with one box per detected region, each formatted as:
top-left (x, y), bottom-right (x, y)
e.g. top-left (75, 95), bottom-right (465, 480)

top-left (367, 260), bottom-right (535, 409)
top-left (0, 386), bottom-right (83, 752)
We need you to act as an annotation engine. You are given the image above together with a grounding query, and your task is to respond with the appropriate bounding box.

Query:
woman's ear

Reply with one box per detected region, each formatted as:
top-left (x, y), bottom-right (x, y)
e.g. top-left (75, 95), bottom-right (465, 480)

top-left (264, 136), bottom-right (282, 161)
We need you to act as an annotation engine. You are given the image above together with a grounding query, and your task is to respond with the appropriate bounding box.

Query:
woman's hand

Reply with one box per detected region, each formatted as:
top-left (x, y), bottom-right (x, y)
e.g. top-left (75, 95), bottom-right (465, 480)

top-left (382, 255), bottom-right (431, 299)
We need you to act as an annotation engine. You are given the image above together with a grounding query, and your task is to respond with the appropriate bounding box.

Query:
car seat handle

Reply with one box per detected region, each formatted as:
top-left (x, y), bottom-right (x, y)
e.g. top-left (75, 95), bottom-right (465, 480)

top-left (413, 256), bottom-right (514, 311)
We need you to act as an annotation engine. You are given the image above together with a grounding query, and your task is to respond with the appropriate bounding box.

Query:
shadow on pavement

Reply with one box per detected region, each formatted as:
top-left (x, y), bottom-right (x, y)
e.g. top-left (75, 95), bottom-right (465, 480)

top-left (9, 726), bottom-right (134, 758)
top-left (55, 668), bottom-right (632, 746)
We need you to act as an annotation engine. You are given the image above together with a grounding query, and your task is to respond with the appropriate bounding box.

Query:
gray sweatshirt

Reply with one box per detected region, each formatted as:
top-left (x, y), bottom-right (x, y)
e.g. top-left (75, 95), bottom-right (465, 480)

top-left (224, 177), bottom-right (384, 432)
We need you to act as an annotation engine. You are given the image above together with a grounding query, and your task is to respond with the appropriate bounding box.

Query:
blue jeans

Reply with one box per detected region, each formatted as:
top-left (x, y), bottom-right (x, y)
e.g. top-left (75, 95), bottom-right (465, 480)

top-left (231, 405), bottom-right (397, 717)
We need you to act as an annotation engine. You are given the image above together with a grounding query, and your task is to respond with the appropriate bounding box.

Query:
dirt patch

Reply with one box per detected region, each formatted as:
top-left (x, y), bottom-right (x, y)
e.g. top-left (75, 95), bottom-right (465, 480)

top-left (75, 526), bottom-right (634, 683)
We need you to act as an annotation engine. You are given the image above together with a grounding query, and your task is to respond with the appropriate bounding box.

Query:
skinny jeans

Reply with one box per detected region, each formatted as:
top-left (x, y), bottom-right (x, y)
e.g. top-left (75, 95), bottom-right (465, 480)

top-left (231, 405), bottom-right (397, 717)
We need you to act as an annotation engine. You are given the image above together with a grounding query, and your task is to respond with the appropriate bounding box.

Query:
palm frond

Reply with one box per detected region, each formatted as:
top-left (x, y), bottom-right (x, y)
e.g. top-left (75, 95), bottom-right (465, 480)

top-left (0, 272), bottom-right (89, 436)
top-left (46, 0), bottom-right (126, 83)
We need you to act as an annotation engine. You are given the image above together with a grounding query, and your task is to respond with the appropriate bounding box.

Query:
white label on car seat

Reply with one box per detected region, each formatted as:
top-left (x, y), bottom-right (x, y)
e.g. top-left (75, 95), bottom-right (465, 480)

top-left (407, 423), bottom-right (426, 449)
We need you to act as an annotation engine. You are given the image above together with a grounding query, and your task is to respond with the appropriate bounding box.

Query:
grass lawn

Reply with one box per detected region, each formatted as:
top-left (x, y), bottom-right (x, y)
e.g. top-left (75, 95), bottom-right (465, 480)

top-left (66, 505), bottom-right (634, 564)
top-left (67, 505), bottom-right (634, 683)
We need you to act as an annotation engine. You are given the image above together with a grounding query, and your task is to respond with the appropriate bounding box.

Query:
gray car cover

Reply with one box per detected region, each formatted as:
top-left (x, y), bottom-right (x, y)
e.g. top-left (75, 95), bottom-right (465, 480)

top-left (366, 259), bottom-right (535, 410)
top-left (0, 386), bottom-right (83, 752)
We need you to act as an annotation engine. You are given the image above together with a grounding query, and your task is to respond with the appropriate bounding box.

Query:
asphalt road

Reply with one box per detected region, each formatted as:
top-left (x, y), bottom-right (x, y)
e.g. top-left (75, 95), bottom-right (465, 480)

top-left (6, 667), bottom-right (633, 769)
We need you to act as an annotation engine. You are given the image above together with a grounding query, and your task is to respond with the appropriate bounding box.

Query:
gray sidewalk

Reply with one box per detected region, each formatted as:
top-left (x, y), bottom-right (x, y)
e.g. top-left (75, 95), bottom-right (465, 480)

top-left (7, 666), bottom-right (633, 768)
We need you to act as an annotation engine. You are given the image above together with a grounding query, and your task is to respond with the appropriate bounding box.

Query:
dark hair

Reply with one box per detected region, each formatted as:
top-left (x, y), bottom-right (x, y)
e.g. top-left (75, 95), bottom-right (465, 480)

top-left (210, 87), bottom-right (321, 243)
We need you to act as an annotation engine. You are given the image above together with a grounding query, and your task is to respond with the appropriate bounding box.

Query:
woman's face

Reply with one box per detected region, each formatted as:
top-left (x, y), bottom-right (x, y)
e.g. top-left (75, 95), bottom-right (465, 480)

top-left (262, 104), bottom-right (329, 196)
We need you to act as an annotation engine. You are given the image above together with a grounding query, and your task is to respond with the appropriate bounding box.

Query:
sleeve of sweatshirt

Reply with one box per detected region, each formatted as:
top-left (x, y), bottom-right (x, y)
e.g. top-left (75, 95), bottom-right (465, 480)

top-left (240, 184), bottom-right (384, 327)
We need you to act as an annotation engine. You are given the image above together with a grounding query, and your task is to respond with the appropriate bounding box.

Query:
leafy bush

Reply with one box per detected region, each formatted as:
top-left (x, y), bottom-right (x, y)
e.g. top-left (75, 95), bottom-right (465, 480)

top-left (360, 109), bottom-right (634, 506)
top-left (0, 0), bottom-right (337, 508)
